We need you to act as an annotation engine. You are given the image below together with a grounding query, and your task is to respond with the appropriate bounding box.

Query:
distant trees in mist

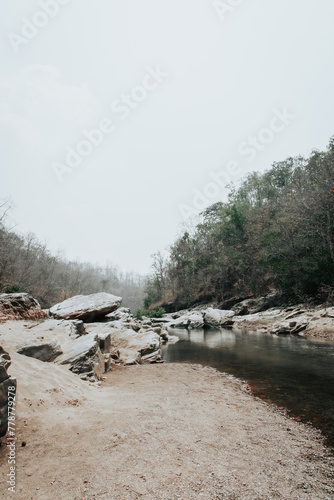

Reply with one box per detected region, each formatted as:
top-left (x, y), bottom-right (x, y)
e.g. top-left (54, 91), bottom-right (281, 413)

top-left (0, 205), bottom-right (144, 311)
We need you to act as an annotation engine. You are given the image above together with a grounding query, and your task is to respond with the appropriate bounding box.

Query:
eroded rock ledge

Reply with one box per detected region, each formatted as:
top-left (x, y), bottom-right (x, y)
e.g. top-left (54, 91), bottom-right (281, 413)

top-left (0, 293), bottom-right (47, 323)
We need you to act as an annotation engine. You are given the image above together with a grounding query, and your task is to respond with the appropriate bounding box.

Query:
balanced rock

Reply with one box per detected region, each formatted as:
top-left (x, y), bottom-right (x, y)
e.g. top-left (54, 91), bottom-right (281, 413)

top-left (50, 292), bottom-right (122, 321)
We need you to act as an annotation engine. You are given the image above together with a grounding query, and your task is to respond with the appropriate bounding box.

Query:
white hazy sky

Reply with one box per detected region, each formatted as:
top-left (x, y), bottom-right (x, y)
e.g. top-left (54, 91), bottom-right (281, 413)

top-left (1, 0), bottom-right (334, 273)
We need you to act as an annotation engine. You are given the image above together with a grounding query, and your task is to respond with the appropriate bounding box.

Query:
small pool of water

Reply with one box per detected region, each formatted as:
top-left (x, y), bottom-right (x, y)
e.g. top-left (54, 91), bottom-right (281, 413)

top-left (163, 328), bottom-right (334, 448)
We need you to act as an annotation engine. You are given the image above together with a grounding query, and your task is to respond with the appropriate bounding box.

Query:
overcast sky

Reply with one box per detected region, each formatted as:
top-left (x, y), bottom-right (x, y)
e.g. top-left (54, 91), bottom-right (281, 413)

top-left (1, 0), bottom-right (334, 274)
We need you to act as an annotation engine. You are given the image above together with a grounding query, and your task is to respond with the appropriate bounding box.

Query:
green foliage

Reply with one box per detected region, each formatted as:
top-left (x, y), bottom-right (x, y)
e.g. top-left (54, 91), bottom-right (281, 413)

top-left (135, 307), bottom-right (166, 320)
top-left (4, 284), bottom-right (21, 293)
top-left (145, 136), bottom-right (334, 304)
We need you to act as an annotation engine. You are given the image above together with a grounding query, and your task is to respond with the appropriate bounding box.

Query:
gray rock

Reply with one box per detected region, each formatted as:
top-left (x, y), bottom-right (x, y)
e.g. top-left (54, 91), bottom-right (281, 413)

top-left (0, 346), bottom-right (16, 437)
top-left (106, 308), bottom-right (132, 322)
top-left (0, 377), bottom-right (16, 407)
top-left (218, 295), bottom-right (253, 310)
top-left (104, 353), bottom-right (112, 372)
top-left (232, 303), bottom-right (249, 316)
top-left (203, 308), bottom-right (235, 328)
top-left (96, 332), bottom-right (111, 353)
top-left (168, 312), bottom-right (204, 329)
top-left (167, 335), bottom-right (179, 344)
top-left (271, 326), bottom-right (291, 335)
top-left (284, 309), bottom-right (307, 321)
top-left (50, 292), bottom-right (122, 321)
top-left (16, 340), bottom-right (63, 362)
top-left (69, 319), bottom-right (86, 337)
top-left (130, 323), bottom-right (141, 332)
top-left (0, 347), bottom-right (11, 383)
top-left (141, 350), bottom-right (163, 363)
top-left (119, 307), bottom-right (131, 314)
top-left (271, 317), bottom-right (309, 336)
top-left (150, 317), bottom-right (171, 324)
top-left (290, 323), bottom-right (308, 335)
top-left (116, 329), bottom-right (161, 364)
top-left (232, 292), bottom-right (283, 316)
top-left (58, 332), bottom-right (104, 379)
top-left (324, 307), bottom-right (334, 319)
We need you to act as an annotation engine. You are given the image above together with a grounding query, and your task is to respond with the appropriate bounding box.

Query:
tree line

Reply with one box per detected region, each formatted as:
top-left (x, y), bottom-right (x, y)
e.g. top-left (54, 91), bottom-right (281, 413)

top-left (145, 137), bottom-right (334, 308)
top-left (0, 204), bottom-right (144, 311)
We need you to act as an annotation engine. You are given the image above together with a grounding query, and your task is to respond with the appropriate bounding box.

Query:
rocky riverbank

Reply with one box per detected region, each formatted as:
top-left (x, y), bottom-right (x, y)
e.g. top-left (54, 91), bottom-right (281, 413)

top-left (0, 292), bottom-right (178, 440)
top-left (0, 351), bottom-right (333, 499)
top-left (0, 292), bottom-right (333, 498)
top-left (165, 294), bottom-right (334, 340)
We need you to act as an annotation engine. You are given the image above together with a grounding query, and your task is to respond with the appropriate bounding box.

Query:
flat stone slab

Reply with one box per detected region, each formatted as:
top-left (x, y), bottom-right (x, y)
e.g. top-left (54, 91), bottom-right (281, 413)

top-left (58, 332), bottom-right (99, 366)
top-left (50, 293), bottom-right (122, 321)
top-left (16, 340), bottom-right (63, 362)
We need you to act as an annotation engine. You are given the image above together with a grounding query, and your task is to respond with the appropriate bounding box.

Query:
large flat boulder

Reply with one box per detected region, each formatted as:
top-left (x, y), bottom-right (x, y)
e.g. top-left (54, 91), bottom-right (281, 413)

top-left (0, 293), bottom-right (47, 322)
top-left (50, 292), bottom-right (122, 321)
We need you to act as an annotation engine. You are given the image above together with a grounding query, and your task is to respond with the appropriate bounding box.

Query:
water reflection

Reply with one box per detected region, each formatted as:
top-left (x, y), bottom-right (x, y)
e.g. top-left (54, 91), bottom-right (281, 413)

top-left (163, 327), bottom-right (334, 448)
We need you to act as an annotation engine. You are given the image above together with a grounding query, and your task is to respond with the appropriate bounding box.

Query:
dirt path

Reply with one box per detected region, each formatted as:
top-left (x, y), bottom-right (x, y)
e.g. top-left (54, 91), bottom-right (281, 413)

top-left (0, 348), bottom-right (333, 499)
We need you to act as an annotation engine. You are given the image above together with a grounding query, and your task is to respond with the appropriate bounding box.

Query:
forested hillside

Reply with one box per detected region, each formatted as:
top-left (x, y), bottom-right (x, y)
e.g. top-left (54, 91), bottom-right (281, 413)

top-left (145, 138), bottom-right (334, 309)
top-left (0, 205), bottom-right (144, 310)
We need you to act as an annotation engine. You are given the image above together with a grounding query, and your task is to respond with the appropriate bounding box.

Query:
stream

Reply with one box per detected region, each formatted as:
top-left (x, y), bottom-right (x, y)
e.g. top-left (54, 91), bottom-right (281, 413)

top-left (163, 327), bottom-right (334, 448)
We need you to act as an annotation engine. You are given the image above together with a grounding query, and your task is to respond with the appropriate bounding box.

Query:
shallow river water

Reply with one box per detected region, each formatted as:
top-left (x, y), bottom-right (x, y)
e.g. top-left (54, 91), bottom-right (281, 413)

top-left (163, 327), bottom-right (334, 448)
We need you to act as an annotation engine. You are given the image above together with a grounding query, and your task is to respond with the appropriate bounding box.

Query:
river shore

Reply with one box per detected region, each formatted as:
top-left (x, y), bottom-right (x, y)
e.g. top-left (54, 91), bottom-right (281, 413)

top-left (0, 326), bottom-right (333, 499)
top-left (165, 303), bottom-right (334, 340)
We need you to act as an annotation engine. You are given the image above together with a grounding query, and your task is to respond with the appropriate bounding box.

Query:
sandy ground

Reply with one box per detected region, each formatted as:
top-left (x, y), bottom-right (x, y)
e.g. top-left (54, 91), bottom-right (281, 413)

top-left (0, 325), bottom-right (333, 500)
